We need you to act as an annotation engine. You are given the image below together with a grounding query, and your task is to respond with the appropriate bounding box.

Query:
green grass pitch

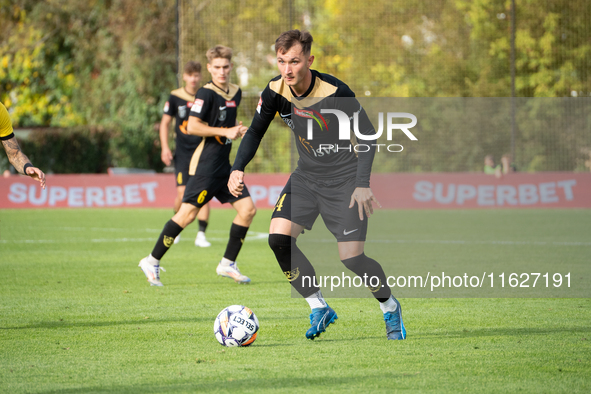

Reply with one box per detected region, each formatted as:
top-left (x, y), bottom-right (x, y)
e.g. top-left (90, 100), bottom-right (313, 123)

top-left (1, 208), bottom-right (590, 393)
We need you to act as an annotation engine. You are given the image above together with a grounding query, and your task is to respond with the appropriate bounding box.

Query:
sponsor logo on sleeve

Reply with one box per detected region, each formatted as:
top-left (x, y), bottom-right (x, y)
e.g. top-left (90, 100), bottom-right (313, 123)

top-left (256, 97), bottom-right (262, 114)
top-left (163, 101), bottom-right (169, 112)
top-left (191, 98), bottom-right (204, 113)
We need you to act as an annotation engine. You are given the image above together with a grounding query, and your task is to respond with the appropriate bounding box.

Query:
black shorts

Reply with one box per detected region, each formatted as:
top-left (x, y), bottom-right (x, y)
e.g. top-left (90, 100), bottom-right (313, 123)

top-left (272, 172), bottom-right (368, 242)
top-left (174, 153), bottom-right (192, 187)
top-left (183, 174), bottom-right (250, 208)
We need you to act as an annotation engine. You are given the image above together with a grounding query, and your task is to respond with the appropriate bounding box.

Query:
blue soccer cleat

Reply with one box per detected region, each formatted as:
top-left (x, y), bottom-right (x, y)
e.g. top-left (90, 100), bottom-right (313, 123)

top-left (306, 306), bottom-right (338, 340)
top-left (384, 297), bottom-right (406, 340)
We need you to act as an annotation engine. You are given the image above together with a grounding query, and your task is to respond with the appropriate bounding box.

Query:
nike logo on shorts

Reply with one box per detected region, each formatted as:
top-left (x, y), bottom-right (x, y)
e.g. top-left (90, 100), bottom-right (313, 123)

top-left (343, 229), bottom-right (358, 236)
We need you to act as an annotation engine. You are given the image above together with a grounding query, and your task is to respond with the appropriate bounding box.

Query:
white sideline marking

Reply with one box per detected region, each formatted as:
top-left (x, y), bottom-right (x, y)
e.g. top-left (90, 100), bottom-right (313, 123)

top-left (0, 232), bottom-right (270, 244)
top-left (28, 227), bottom-right (238, 234)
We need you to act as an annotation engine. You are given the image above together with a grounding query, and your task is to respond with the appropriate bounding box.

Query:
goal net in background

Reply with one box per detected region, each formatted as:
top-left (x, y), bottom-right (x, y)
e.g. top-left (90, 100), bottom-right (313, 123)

top-left (179, 0), bottom-right (591, 173)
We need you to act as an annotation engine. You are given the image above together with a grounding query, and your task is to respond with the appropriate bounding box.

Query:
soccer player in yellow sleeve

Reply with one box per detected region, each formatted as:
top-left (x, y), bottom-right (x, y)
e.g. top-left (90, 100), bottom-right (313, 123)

top-left (0, 103), bottom-right (46, 189)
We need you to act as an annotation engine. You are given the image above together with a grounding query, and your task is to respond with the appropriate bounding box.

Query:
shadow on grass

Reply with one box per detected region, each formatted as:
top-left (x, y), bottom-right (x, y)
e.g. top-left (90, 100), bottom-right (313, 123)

top-left (416, 326), bottom-right (591, 339)
top-left (36, 372), bottom-right (420, 394)
top-left (0, 314), bottom-right (305, 330)
top-left (316, 335), bottom-right (385, 342)
top-left (0, 316), bottom-right (211, 330)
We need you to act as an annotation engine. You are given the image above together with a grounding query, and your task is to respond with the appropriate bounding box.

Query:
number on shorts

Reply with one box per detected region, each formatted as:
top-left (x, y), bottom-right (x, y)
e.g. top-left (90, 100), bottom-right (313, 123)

top-left (274, 193), bottom-right (286, 212)
top-left (197, 190), bottom-right (208, 204)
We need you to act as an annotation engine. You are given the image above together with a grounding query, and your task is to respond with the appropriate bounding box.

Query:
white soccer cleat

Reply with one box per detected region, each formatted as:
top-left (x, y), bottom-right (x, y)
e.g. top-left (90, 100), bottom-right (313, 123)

top-left (195, 231), bottom-right (211, 247)
top-left (174, 235), bottom-right (181, 244)
top-left (216, 261), bottom-right (250, 284)
top-left (138, 257), bottom-right (165, 286)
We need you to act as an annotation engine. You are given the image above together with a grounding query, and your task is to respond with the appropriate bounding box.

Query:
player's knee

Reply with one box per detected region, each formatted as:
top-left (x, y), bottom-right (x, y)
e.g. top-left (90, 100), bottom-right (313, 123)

top-left (187, 209), bottom-right (198, 222)
top-left (236, 202), bottom-right (256, 222)
top-left (341, 253), bottom-right (366, 272)
top-left (244, 205), bottom-right (257, 221)
top-left (174, 204), bottom-right (198, 227)
top-left (268, 233), bottom-right (292, 271)
top-left (268, 233), bottom-right (290, 253)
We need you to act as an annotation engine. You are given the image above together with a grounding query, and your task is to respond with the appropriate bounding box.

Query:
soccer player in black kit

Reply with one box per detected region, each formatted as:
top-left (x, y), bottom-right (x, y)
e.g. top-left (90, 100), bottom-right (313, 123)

top-left (159, 61), bottom-right (212, 247)
top-left (140, 46), bottom-right (256, 286)
top-left (228, 30), bottom-right (406, 340)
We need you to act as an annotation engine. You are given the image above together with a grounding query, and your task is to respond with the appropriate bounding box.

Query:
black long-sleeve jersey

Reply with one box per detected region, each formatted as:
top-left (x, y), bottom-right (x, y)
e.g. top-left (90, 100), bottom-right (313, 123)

top-left (163, 88), bottom-right (203, 158)
top-left (188, 82), bottom-right (241, 178)
top-left (231, 70), bottom-right (376, 187)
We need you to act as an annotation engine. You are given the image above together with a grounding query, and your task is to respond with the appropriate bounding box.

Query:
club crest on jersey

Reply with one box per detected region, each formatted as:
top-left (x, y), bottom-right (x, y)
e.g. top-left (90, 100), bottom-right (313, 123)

top-left (218, 108), bottom-right (227, 121)
top-left (178, 105), bottom-right (187, 118)
top-left (280, 112), bottom-right (294, 129)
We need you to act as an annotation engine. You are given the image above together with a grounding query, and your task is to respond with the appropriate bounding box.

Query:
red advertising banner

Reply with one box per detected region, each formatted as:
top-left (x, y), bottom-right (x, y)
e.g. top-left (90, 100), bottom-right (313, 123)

top-left (0, 172), bottom-right (589, 209)
top-left (371, 172), bottom-right (591, 209)
top-left (0, 174), bottom-right (289, 209)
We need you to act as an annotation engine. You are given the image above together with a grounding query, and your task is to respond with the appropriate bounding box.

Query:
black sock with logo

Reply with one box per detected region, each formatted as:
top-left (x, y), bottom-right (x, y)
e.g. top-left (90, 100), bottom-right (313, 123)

top-left (151, 220), bottom-right (183, 260)
top-left (268, 234), bottom-right (319, 298)
top-left (198, 220), bottom-right (208, 233)
top-left (341, 253), bottom-right (392, 301)
top-left (223, 223), bottom-right (249, 261)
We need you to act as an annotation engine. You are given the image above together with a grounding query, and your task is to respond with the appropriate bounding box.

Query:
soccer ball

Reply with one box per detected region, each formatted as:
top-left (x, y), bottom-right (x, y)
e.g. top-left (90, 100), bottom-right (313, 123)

top-left (213, 305), bottom-right (259, 347)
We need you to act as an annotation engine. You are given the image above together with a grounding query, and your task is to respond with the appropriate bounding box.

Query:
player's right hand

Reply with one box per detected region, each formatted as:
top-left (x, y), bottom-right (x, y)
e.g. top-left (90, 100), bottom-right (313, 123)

top-left (225, 122), bottom-right (248, 140)
top-left (228, 170), bottom-right (244, 197)
top-left (26, 166), bottom-right (46, 189)
top-left (161, 147), bottom-right (173, 166)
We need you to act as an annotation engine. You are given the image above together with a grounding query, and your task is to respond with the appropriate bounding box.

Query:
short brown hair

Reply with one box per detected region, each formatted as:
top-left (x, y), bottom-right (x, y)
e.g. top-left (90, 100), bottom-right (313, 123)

top-left (183, 61), bottom-right (201, 74)
top-left (206, 45), bottom-right (233, 63)
top-left (275, 30), bottom-right (313, 55)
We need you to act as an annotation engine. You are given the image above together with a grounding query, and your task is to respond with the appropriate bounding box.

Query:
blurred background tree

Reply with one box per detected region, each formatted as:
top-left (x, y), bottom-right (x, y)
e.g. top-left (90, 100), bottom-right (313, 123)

top-left (0, 0), bottom-right (176, 171)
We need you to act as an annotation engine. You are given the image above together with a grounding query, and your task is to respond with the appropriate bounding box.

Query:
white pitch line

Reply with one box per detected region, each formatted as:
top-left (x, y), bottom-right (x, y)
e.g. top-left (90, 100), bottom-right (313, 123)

top-left (23, 227), bottom-right (236, 234)
top-left (0, 231), bottom-right (587, 246)
top-left (0, 232), bottom-right (270, 244)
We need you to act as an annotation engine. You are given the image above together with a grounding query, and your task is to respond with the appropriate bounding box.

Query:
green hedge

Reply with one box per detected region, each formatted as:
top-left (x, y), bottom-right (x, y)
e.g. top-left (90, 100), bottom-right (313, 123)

top-left (11, 127), bottom-right (164, 174)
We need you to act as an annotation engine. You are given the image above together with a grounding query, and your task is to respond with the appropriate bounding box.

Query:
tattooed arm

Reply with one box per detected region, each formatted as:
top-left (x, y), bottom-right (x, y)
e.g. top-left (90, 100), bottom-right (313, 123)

top-left (2, 136), bottom-right (46, 189)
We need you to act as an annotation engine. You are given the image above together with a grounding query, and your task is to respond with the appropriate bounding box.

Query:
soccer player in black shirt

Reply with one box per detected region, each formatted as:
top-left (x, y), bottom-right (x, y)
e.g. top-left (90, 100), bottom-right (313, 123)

top-left (228, 30), bottom-right (406, 340)
top-left (159, 61), bottom-right (211, 247)
top-left (140, 46), bottom-right (256, 285)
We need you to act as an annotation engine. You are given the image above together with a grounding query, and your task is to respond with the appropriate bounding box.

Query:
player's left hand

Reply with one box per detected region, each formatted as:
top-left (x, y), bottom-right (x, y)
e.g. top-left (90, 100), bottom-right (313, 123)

top-left (25, 166), bottom-right (46, 189)
top-left (349, 187), bottom-right (381, 220)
